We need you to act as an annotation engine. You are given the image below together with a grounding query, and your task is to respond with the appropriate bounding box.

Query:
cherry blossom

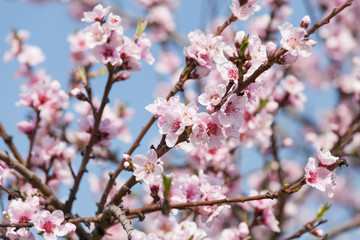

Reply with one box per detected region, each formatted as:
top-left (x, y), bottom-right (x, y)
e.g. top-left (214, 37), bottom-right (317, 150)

top-left (33, 210), bottom-right (76, 240)
top-left (317, 147), bottom-right (339, 166)
top-left (278, 21), bottom-right (315, 58)
top-left (305, 157), bottom-right (335, 198)
top-left (230, 0), bottom-right (261, 21)
top-left (133, 149), bottom-right (163, 184)
top-left (81, 4), bottom-right (111, 22)
top-left (82, 22), bottom-right (111, 49)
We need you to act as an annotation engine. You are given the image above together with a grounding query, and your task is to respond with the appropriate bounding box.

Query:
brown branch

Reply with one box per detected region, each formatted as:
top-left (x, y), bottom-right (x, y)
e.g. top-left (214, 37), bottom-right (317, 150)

top-left (215, 15), bottom-right (235, 36)
top-left (306, 0), bottom-right (353, 36)
top-left (0, 122), bottom-right (26, 166)
top-left (0, 185), bottom-right (25, 201)
top-left (26, 110), bottom-right (40, 167)
top-left (65, 66), bottom-right (115, 213)
top-left (282, 219), bottom-right (327, 240)
top-left (0, 151), bottom-right (63, 209)
top-left (96, 63), bottom-right (196, 214)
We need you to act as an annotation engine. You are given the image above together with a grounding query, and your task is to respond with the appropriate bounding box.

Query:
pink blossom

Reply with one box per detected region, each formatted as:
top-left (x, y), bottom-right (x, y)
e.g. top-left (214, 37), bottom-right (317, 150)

top-left (33, 210), bottom-right (76, 240)
top-left (238, 222), bottom-right (249, 239)
top-left (77, 116), bottom-right (117, 147)
top-left (158, 111), bottom-right (185, 147)
top-left (317, 147), bottom-right (338, 166)
top-left (305, 157), bottom-right (335, 198)
top-left (17, 119), bottom-right (36, 135)
top-left (5, 196), bottom-right (40, 240)
top-left (219, 93), bottom-right (247, 129)
top-left (105, 12), bottom-right (123, 31)
top-left (155, 51), bottom-right (181, 74)
top-left (184, 30), bottom-right (227, 70)
top-left (82, 22), bottom-right (111, 49)
top-left (91, 36), bottom-right (123, 66)
top-left (248, 35), bottom-right (267, 65)
top-left (278, 22), bottom-right (315, 57)
top-left (217, 61), bottom-right (239, 84)
top-left (3, 29), bottom-right (30, 62)
top-left (230, 0), bottom-right (261, 21)
top-left (137, 33), bottom-right (155, 65)
top-left (81, 4), bottom-right (110, 22)
top-left (198, 83), bottom-right (226, 108)
top-left (133, 149), bottom-right (163, 184)
top-left (17, 45), bottom-right (45, 66)
top-left (132, 230), bottom-right (160, 240)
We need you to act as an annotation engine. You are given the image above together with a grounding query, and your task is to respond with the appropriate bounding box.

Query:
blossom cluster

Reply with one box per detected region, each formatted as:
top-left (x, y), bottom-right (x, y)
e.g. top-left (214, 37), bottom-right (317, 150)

top-left (2, 196), bottom-right (75, 240)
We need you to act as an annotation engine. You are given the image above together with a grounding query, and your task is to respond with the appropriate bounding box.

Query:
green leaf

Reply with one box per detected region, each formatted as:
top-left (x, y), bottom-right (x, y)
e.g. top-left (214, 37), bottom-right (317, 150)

top-left (134, 16), bottom-right (148, 41)
top-left (316, 203), bottom-right (331, 221)
top-left (162, 174), bottom-right (172, 199)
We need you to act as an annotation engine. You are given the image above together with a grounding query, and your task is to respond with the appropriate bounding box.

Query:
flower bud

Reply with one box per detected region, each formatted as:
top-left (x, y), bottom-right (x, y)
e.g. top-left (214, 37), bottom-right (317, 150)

top-left (310, 228), bottom-right (324, 238)
top-left (300, 15), bottom-right (311, 29)
top-left (266, 41), bottom-right (277, 58)
top-left (70, 88), bottom-right (87, 101)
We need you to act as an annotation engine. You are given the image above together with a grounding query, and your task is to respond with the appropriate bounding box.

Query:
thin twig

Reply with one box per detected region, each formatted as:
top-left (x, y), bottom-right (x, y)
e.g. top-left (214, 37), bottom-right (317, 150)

top-left (0, 122), bottom-right (26, 166)
top-left (65, 66), bottom-right (115, 213)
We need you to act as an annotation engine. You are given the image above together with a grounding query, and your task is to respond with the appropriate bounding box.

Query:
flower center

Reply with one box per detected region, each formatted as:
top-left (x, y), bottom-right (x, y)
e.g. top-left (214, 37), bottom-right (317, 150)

top-left (144, 162), bottom-right (155, 174)
top-left (43, 221), bottom-right (56, 233)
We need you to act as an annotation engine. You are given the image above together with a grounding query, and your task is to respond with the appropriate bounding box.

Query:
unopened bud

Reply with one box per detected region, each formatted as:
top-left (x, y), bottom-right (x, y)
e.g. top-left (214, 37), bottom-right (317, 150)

top-left (279, 52), bottom-right (298, 65)
top-left (266, 41), bottom-right (277, 58)
top-left (310, 228), bottom-right (324, 238)
top-left (300, 15), bottom-right (311, 29)
top-left (306, 39), bottom-right (317, 47)
top-left (123, 153), bottom-right (132, 171)
top-left (282, 137), bottom-right (294, 147)
top-left (116, 71), bottom-right (132, 81)
top-left (70, 88), bottom-right (87, 101)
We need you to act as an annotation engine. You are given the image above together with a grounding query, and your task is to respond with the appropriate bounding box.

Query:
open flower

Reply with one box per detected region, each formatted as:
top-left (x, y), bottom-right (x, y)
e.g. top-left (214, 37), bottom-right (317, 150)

top-left (33, 210), bottom-right (75, 240)
top-left (305, 157), bottom-right (335, 198)
top-left (133, 149), bottom-right (163, 184)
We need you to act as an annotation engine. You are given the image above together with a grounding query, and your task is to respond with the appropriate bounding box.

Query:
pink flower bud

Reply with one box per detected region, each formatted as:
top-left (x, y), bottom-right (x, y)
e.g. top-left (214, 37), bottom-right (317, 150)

top-left (310, 228), bottom-right (324, 238)
top-left (71, 88), bottom-right (87, 101)
top-left (300, 15), bottom-right (311, 29)
top-left (282, 137), bottom-right (294, 147)
top-left (116, 71), bottom-right (132, 81)
top-left (266, 41), bottom-right (277, 58)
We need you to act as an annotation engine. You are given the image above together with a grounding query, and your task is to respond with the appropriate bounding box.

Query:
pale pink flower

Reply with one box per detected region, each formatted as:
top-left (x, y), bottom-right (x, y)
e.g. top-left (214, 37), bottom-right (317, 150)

top-left (278, 22), bottom-right (315, 57)
top-left (105, 12), bottom-right (123, 31)
top-left (5, 196), bottom-right (40, 240)
top-left (17, 119), bottom-right (36, 135)
top-left (81, 4), bottom-right (110, 22)
top-left (132, 230), bottom-right (160, 240)
top-left (33, 210), bottom-right (76, 240)
top-left (198, 83), bottom-right (226, 108)
top-left (238, 222), bottom-right (250, 239)
top-left (120, 36), bottom-right (142, 71)
top-left (262, 207), bottom-right (281, 232)
top-left (155, 51), bottom-right (181, 74)
top-left (317, 147), bottom-right (338, 166)
top-left (158, 111), bottom-right (185, 147)
top-left (171, 221), bottom-right (207, 240)
top-left (219, 93), bottom-right (247, 128)
top-left (230, 0), bottom-right (261, 21)
top-left (3, 29), bottom-right (30, 62)
top-left (145, 95), bottom-right (181, 116)
top-left (91, 37), bottom-right (123, 66)
top-left (82, 22), bottom-right (111, 49)
top-left (305, 157), bottom-right (335, 198)
top-left (77, 116), bottom-right (117, 147)
top-left (137, 33), bottom-right (154, 65)
top-left (184, 30), bottom-right (227, 70)
top-left (248, 35), bottom-right (267, 65)
top-left (133, 149), bottom-right (163, 184)
top-left (217, 61), bottom-right (239, 84)
top-left (17, 45), bottom-right (45, 66)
